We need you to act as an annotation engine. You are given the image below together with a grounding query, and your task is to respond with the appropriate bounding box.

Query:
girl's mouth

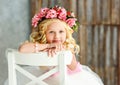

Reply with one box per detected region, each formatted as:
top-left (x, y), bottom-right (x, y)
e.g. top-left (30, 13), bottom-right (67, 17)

top-left (52, 40), bottom-right (61, 43)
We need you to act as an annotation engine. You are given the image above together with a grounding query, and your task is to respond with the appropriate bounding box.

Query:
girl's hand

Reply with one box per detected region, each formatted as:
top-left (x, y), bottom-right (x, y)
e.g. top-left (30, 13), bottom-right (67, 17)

top-left (47, 43), bottom-right (65, 57)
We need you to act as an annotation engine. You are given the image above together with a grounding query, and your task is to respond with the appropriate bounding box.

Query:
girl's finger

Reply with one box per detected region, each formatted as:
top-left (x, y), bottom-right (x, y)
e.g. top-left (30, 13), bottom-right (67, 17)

top-left (62, 45), bottom-right (65, 50)
top-left (51, 50), bottom-right (54, 57)
top-left (60, 44), bottom-right (63, 50)
top-left (52, 49), bottom-right (57, 57)
top-left (58, 44), bottom-right (63, 51)
top-left (48, 49), bottom-right (52, 57)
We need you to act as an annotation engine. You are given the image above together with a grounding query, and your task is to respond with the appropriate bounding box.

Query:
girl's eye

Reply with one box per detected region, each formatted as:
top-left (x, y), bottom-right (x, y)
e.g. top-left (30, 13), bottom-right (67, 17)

top-left (59, 30), bottom-right (64, 33)
top-left (49, 31), bottom-right (54, 33)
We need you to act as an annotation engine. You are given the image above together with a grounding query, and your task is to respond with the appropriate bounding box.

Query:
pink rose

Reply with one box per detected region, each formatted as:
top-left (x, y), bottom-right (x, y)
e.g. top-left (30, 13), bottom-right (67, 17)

top-left (31, 6), bottom-right (78, 31)
top-left (46, 9), bottom-right (57, 18)
top-left (32, 14), bottom-right (41, 27)
top-left (58, 8), bottom-right (67, 20)
top-left (32, 8), bottom-right (49, 27)
top-left (38, 8), bottom-right (49, 17)
top-left (66, 18), bottom-right (77, 27)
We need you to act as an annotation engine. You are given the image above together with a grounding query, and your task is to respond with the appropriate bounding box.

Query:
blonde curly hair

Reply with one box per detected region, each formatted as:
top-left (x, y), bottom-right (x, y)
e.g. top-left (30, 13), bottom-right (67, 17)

top-left (30, 19), bottom-right (80, 54)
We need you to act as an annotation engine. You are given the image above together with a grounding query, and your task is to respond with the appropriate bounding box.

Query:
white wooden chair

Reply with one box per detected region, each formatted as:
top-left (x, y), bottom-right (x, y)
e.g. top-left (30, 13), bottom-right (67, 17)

top-left (6, 48), bottom-right (72, 85)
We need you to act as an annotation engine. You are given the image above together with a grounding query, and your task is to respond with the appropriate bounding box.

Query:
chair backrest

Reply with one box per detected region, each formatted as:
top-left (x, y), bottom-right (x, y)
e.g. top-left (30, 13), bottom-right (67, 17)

top-left (6, 48), bottom-right (72, 85)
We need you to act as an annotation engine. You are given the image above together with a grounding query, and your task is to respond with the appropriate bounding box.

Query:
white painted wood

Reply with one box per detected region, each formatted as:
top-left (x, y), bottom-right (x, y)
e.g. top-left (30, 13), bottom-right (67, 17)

top-left (59, 53), bottom-right (67, 85)
top-left (6, 48), bottom-right (72, 85)
top-left (7, 51), bottom-right (17, 85)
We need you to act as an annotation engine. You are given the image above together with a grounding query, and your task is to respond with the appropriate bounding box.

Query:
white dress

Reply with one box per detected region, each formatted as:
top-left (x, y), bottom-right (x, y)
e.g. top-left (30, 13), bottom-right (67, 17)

top-left (4, 64), bottom-right (104, 85)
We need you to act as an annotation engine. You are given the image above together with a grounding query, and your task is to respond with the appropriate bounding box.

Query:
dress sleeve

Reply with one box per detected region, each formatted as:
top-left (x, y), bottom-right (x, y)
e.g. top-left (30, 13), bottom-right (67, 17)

top-left (67, 62), bottom-right (82, 75)
top-left (51, 62), bottom-right (82, 77)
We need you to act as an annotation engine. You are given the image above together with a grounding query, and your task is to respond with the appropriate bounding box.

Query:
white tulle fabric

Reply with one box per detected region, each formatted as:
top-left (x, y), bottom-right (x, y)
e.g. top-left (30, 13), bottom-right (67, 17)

top-left (4, 65), bottom-right (104, 85)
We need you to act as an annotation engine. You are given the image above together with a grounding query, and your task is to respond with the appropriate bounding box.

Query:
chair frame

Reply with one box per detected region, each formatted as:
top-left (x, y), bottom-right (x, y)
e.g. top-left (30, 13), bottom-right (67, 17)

top-left (6, 48), bottom-right (72, 85)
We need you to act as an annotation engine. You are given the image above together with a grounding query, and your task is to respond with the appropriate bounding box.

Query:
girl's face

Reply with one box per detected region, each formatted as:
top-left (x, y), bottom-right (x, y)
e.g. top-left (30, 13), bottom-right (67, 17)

top-left (45, 22), bottom-right (66, 43)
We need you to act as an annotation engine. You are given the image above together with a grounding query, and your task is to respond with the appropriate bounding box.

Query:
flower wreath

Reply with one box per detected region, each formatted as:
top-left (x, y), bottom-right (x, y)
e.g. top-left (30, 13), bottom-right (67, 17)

top-left (32, 6), bottom-right (79, 31)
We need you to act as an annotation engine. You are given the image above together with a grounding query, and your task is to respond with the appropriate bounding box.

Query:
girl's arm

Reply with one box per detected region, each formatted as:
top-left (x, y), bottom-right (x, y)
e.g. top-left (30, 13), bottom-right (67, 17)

top-left (19, 42), bottom-right (49, 53)
top-left (67, 54), bottom-right (78, 70)
top-left (19, 42), bottom-right (78, 70)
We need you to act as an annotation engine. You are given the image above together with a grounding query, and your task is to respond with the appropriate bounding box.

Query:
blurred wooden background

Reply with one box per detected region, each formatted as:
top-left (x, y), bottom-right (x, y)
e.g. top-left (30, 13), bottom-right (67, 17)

top-left (30, 0), bottom-right (120, 85)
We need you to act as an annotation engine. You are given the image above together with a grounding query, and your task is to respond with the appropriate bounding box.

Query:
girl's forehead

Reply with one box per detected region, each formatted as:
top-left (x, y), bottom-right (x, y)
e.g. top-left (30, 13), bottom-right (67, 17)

top-left (47, 22), bottom-right (66, 30)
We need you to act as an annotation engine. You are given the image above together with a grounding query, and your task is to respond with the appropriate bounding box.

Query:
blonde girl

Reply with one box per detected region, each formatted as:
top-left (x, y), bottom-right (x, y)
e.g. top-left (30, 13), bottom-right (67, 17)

top-left (30, 19), bottom-right (79, 54)
top-left (19, 18), bottom-right (79, 71)
top-left (18, 6), bottom-right (104, 85)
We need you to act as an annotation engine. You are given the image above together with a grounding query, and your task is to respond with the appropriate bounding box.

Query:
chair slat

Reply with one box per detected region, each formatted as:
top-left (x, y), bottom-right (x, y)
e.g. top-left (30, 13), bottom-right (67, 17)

top-left (8, 49), bottom-right (72, 66)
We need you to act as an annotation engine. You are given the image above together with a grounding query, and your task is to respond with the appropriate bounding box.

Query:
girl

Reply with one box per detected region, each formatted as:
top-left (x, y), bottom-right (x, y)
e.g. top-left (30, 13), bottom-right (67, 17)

top-left (19, 6), bottom-right (104, 85)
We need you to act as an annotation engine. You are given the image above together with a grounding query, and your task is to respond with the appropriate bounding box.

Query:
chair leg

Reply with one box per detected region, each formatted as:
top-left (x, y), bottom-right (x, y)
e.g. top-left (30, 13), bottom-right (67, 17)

top-left (59, 53), bottom-right (67, 85)
top-left (8, 52), bottom-right (17, 85)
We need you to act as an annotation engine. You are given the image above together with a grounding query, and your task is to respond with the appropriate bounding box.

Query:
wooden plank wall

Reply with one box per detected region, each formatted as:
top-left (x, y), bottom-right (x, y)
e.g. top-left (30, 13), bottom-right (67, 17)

top-left (118, 28), bottom-right (120, 85)
top-left (79, 26), bottom-right (118, 85)
top-left (30, 0), bottom-right (120, 85)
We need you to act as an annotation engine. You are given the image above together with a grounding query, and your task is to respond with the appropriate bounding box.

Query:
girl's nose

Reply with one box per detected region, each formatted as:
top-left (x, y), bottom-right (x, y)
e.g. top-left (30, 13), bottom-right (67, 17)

top-left (55, 32), bottom-right (60, 38)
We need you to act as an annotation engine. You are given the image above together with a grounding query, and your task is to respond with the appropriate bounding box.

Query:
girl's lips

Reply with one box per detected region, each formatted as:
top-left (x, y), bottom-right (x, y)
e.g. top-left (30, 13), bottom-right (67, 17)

top-left (52, 40), bottom-right (61, 43)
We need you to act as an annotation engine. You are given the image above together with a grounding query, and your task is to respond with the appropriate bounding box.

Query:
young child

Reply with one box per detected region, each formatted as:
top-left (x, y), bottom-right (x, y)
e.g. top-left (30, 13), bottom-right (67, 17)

top-left (18, 6), bottom-right (103, 85)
